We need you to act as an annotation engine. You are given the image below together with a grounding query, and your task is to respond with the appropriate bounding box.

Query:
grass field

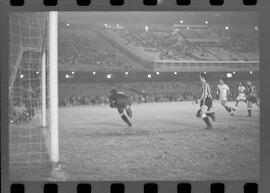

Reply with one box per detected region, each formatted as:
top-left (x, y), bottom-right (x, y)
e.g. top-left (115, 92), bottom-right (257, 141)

top-left (9, 101), bottom-right (259, 181)
top-left (54, 101), bottom-right (259, 181)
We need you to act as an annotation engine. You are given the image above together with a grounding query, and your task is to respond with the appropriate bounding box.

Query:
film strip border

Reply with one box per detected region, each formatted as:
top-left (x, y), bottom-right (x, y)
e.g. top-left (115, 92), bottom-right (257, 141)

top-left (2, 0), bottom-right (262, 193)
top-left (11, 182), bottom-right (258, 193)
top-left (9, 0), bottom-right (258, 7)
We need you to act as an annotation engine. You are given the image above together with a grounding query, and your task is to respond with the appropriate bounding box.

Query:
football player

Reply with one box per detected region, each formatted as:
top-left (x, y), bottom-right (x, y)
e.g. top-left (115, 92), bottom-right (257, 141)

top-left (232, 82), bottom-right (246, 113)
top-left (217, 78), bottom-right (234, 116)
top-left (246, 80), bottom-right (259, 117)
top-left (196, 73), bottom-right (215, 130)
top-left (109, 89), bottom-right (133, 127)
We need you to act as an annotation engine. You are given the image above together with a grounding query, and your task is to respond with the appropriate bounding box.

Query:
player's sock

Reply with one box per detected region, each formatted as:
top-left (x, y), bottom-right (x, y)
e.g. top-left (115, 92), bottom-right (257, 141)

top-left (121, 115), bottom-right (132, 126)
top-left (225, 106), bottom-right (231, 113)
top-left (203, 117), bottom-right (212, 129)
top-left (248, 109), bottom-right (251, 117)
top-left (126, 108), bottom-right (132, 118)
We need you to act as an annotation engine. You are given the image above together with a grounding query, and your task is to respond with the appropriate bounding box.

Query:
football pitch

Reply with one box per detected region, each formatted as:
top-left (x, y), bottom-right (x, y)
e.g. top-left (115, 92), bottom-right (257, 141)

top-left (55, 101), bottom-right (259, 181)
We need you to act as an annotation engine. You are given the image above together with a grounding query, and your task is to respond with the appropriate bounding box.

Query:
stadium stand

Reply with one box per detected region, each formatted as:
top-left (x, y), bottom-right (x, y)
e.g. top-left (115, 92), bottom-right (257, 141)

top-left (59, 80), bottom-right (259, 107)
top-left (57, 23), bottom-right (259, 107)
top-left (58, 29), bottom-right (147, 71)
top-left (58, 23), bottom-right (259, 69)
top-left (102, 24), bottom-right (259, 62)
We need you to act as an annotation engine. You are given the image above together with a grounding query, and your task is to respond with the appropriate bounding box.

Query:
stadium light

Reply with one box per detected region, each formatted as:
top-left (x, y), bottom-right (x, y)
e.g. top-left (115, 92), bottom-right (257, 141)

top-left (226, 73), bottom-right (232, 78)
top-left (187, 27), bottom-right (190, 30)
top-left (203, 71), bottom-right (206, 74)
top-left (107, 74), bottom-right (112, 79)
top-left (65, 74), bottom-right (70, 79)
top-left (92, 71), bottom-right (96, 75)
top-left (71, 71), bottom-right (75, 75)
top-left (125, 72), bottom-right (129, 75)
top-left (66, 23), bottom-right (70, 27)
top-left (255, 26), bottom-right (258, 31)
top-left (36, 71), bottom-right (39, 75)
top-left (180, 20), bottom-right (184, 24)
top-left (116, 24), bottom-right (120, 27)
top-left (20, 74), bottom-right (24, 78)
top-left (250, 71), bottom-right (253, 74)
top-left (156, 72), bottom-right (160, 75)
top-left (174, 72), bottom-right (178, 75)
top-left (145, 26), bottom-right (149, 32)
top-left (225, 26), bottom-right (229, 30)
top-left (233, 71), bottom-right (236, 74)
top-left (205, 20), bottom-right (209, 24)
top-left (147, 74), bottom-right (152, 79)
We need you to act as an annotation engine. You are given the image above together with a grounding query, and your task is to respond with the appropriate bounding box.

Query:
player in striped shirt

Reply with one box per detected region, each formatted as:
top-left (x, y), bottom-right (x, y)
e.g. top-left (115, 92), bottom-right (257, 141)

top-left (196, 73), bottom-right (215, 130)
top-left (246, 80), bottom-right (259, 117)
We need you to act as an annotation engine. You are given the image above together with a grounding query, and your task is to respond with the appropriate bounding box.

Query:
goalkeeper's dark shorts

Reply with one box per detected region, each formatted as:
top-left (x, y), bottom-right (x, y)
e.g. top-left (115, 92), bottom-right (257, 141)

top-left (117, 104), bottom-right (131, 115)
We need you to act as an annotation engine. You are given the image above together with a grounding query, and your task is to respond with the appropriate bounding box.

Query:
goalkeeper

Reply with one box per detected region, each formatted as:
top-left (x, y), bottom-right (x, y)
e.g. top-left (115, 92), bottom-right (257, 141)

top-left (109, 89), bottom-right (133, 127)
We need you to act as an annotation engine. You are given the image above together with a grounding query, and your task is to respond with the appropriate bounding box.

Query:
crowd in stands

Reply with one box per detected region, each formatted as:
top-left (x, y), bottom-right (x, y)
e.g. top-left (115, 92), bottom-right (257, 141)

top-left (58, 30), bottom-right (138, 71)
top-left (59, 93), bottom-right (197, 107)
top-left (59, 80), bottom-right (259, 107)
top-left (209, 28), bottom-right (259, 61)
top-left (106, 25), bottom-right (259, 61)
top-left (58, 24), bottom-right (259, 71)
top-left (57, 24), bottom-right (259, 107)
top-left (108, 28), bottom-right (197, 61)
top-left (179, 28), bottom-right (216, 40)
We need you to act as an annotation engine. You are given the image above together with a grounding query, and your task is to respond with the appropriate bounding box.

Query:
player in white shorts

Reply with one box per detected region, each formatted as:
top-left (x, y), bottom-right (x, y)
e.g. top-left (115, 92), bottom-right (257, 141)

top-left (232, 82), bottom-right (246, 112)
top-left (217, 78), bottom-right (234, 116)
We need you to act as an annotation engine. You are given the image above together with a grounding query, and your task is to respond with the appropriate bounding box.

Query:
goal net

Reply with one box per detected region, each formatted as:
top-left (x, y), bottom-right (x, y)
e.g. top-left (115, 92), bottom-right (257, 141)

top-left (9, 12), bottom-right (51, 167)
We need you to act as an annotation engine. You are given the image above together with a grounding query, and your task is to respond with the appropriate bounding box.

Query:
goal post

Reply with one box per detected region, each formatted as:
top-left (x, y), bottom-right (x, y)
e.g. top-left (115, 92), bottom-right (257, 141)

top-left (9, 12), bottom-right (59, 167)
top-left (41, 52), bottom-right (47, 128)
top-left (48, 11), bottom-right (59, 163)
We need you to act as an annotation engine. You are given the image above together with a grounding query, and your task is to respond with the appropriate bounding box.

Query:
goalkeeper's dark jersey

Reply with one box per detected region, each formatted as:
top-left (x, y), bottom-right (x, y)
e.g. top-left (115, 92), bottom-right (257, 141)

top-left (109, 92), bottom-right (131, 108)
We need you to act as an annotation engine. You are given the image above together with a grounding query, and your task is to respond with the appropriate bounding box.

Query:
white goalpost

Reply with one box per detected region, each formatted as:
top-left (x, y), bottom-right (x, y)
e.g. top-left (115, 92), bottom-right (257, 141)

top-left (41, 52), bottom-right (47, 128)
top-left (9, 12), bottom-right (59, 167)
top-left (48, 11), bottom-right (59, 163)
